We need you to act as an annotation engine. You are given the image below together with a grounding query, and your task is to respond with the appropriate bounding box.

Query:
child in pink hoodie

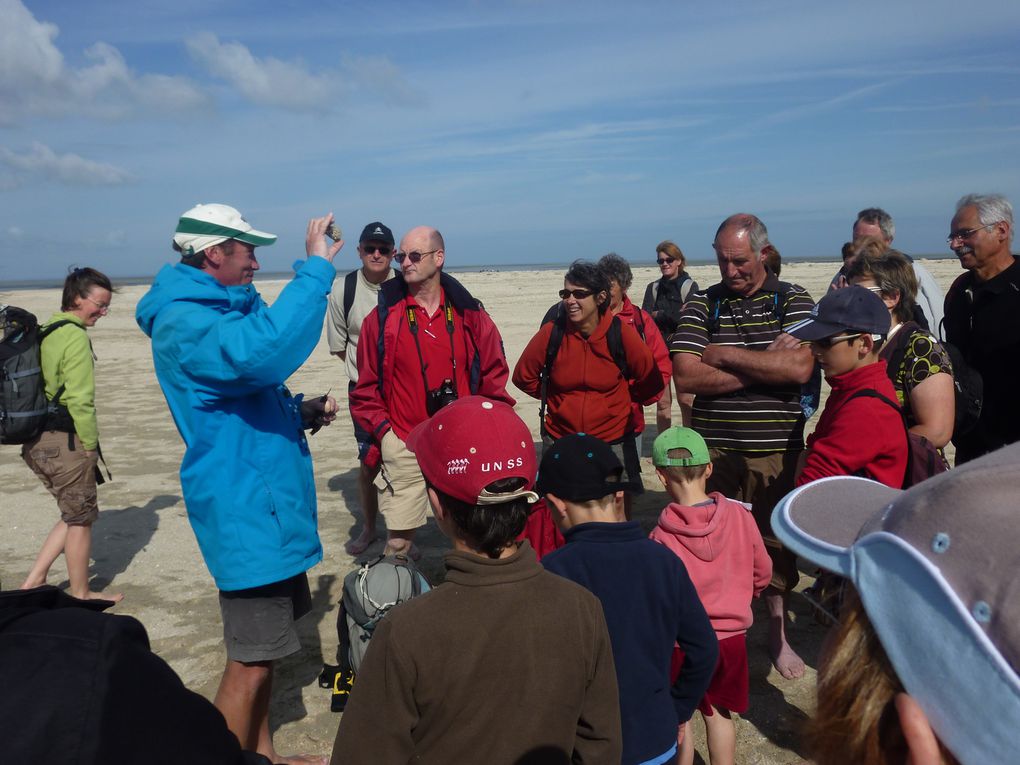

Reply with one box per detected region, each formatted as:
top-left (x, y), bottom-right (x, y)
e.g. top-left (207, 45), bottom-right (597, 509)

top-left (649, 427), bottom-right (772, 765)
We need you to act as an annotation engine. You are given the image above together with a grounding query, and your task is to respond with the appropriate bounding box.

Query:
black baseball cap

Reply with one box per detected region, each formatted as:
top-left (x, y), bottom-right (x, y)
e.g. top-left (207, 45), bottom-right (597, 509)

top-left (786, 285), bottom-right (890, 341)
top-left (359, 222), bottom-right (394, 245)
top-left (536, 433), bottom-right (640, 501)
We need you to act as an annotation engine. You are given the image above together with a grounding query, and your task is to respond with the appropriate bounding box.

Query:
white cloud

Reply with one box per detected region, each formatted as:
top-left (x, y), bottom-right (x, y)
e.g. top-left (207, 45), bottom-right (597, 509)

top-left (186, 32), bottom-right (422, 111)
top-left (0, 142), bottom-right (132, 187)
top-left (0, 0), bottom-right (207, 123)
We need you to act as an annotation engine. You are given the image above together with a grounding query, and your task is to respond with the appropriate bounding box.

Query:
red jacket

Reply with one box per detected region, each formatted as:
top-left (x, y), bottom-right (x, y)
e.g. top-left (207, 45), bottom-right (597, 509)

top-left (352, 273), bottom-right (513, 442)
top-left (513, 310), bottom-right (663, 442)
top-left (649, 493), bottom-right (772, 639)
top-left (616, 297), bottom-right (671, 434)
top-left (797, 360), bottom-right (908, 488)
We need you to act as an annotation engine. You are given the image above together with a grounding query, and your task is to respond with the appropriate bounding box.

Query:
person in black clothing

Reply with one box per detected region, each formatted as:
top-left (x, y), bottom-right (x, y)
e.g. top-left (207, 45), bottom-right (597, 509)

top-left (943, 193), bottom-right (1020, 464)
top-left (642, 241), bottom-right (699, 432)
top-left (0, 586), bottom-right (271, 765)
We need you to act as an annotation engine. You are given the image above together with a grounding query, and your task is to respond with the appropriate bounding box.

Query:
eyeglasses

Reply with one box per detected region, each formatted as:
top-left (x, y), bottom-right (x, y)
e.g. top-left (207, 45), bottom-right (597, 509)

top-left (394, 249), bottom-right (439, 264)
top-left (656, 257), bottom-right (676, 265)
top-left (947, 223), bottom-right (998, 244)
top-left (559, 288), bottom-right (594, 300)
top-left (361, 244), bottom-right (392, 256)
top-left (82, 296), bottom-right (111, 312)
top-left (810, 334), bottom-right (861, 349)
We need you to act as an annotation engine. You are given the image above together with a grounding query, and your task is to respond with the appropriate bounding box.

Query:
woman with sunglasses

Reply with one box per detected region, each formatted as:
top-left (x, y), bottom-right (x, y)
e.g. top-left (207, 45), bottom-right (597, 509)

top-left (513, 260), bottom-right (663, 506)
top-left (641, 241), bottom-right (698, 432)
top-left (844, 240), bottom-right (955, 451)
top-left (19, 267), bottom-right (122, 602)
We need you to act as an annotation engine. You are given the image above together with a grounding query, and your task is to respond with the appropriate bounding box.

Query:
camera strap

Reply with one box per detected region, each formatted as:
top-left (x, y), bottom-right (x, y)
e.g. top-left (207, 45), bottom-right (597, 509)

top-left (405, 302), bottom-right (458, 402)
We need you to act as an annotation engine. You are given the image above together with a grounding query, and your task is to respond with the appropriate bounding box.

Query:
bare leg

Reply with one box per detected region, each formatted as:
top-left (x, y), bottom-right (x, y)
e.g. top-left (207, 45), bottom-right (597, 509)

top-left (766, 587), bottom-right (804, 679)
top-left (703, 707), bottom-right (735, 765)
top-left (384, 529), bottom-right (419, 561)
top-left (656, 385), bottom-right (673, 434)
top-left (64, 524), bottom-right (123, 602)
top-left (345, 462), bottom-right (381, 555)
top-left (215, 659), bottom-right (327, 765)
top-left (677, 388), bottom-right (694, 428)
top-left (21, 519), bottom-right (69, 589)
top-left (678, 719), bottom-right (695, 765)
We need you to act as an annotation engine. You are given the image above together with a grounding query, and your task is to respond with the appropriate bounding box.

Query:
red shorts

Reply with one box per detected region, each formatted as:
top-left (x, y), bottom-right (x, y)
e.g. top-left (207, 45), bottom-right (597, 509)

top-left (671, 633), bottom-right (749, 716)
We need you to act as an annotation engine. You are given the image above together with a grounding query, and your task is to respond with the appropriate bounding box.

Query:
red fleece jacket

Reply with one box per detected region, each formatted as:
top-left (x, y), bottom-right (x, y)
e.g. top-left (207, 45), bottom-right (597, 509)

top-left (616, 297), bottom-right (672, 434)
top-left (797, 360), bottom-right (908, 488)
top-left (513, 310), bottom-right (663, 442)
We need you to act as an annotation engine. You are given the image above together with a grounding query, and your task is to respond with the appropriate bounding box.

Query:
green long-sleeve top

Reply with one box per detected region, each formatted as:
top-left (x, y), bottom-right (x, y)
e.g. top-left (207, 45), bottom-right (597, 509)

top-left (40, 312), bottom-right (98, 449)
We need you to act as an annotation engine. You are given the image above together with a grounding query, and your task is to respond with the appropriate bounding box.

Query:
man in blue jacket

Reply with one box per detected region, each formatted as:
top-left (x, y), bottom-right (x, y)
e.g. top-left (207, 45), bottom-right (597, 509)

top-left (136, 204), bottom-right (342, 765)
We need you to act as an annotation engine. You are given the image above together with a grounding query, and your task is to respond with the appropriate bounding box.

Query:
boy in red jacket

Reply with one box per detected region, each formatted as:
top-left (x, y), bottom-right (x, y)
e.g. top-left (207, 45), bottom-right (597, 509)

top-left (786, 286), bottom-right (907, 488)
top-left (649, 427), bottom-right (772, 765)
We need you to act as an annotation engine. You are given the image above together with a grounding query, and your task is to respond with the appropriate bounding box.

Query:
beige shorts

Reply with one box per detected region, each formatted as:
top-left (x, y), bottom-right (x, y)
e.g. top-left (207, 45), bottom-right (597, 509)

top-left (373, 431), bottom-right (429, 531)
top-left (22, 430), bottom-right (99, 526)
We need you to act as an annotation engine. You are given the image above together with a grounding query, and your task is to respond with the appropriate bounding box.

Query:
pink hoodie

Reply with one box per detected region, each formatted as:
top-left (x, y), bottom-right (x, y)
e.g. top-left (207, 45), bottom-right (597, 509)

top-left (649, 492), bottom-right (772, 639)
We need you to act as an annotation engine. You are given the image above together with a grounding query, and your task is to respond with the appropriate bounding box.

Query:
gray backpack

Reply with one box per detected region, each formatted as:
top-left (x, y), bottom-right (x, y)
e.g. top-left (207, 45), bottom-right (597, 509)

top-left (338, 553), bottom-right (431, 673)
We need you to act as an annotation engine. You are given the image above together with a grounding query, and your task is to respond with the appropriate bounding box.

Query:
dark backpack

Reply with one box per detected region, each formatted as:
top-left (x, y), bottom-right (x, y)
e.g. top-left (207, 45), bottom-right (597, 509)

top-left (703, 283), bottom-right (822, 419)
top-left (1, 306), bottom-right (77, 445)
top-left (845, 388), bottom-right (949, 489)
top-left (537, 306), bottom-right (630, 439)
top-left (341, 269), bottom-right (359, 324)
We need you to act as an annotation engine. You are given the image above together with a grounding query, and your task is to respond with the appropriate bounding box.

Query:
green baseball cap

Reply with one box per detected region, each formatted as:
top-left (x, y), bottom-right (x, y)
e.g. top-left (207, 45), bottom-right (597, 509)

top-left (652, 427), bottom-right (711, 467)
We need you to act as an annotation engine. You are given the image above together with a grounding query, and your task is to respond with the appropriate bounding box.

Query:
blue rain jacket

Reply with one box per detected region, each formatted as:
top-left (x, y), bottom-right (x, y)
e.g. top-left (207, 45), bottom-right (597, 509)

top-left (136, 257), bottom-right (335, 590)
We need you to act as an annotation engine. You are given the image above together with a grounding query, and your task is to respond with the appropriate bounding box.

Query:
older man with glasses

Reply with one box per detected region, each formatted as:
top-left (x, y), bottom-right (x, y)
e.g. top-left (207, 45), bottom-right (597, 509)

top-left (325, 222), bottom-right (397, 556)
top-left (943, 193), bottom-right (1019, 464)
top-left (349, 226), bottom-right (514, 560)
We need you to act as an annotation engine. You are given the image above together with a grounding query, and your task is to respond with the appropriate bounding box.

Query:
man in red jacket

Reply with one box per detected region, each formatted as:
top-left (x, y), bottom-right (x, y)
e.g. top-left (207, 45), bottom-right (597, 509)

top-left (350, 226), bottom-right (513, 559)
top-left (787, 286), bottom-right (908, 488)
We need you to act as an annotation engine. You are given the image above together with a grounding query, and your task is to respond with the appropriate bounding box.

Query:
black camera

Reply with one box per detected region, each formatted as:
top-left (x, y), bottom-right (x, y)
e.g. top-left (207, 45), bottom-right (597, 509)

top-left (426, 379), bottom-right (458, 416)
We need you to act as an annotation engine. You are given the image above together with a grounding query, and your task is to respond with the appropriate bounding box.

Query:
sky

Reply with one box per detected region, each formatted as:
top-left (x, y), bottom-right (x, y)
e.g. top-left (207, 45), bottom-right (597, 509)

top-left (2, 0), bottom-right (1020, 282)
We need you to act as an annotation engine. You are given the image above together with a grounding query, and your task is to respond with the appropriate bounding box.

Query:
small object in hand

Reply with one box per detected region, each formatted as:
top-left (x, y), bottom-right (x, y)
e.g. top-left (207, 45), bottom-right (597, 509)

top-left (326, 223), bottom-right (343, 242)
top-left (310, 389), bottom-right (332, 435)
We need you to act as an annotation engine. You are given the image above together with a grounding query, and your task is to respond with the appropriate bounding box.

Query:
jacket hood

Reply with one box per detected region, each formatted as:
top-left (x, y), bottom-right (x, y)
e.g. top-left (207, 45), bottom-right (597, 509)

top-left (136, 263), bottom-right (261, 337)
top-left (655, 492), bottom-right (744, 562)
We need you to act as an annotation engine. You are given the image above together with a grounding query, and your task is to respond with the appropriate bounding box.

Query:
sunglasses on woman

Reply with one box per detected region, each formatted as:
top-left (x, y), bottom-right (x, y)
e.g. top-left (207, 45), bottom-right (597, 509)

top-left (656, 257), bottom-right (676, 265)
top-left (559, 288), bottom-right (594, 300)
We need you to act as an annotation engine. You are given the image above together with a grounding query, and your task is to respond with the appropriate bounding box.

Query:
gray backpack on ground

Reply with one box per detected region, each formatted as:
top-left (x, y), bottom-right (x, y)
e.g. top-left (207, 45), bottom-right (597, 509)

top-left (338, 553), bottom-right (431, 673)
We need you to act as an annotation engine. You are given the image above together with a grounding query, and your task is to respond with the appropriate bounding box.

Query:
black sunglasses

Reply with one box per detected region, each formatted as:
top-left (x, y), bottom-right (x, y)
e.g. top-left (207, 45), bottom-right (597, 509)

top-left (559, 288), bottom-right (594, 300)
top-left (361, 244), bottom-right (392, 255)
top-left (811, 333), bottom-right (861, 349)
top-left (394, 249), bottom-right (439, 264)
top-left (656, 257), bottom-right (676, 265)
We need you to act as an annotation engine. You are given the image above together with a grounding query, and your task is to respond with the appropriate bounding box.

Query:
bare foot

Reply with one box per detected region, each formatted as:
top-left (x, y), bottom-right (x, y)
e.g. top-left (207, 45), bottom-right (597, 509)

top-left (78, 590), bottom-right (125, 604)
top-left (771, 638), bottom-right (805, 680)
top-left (344, 528), bottom-right (379, 556)
top-left (20, 577), bottom-right (47, 590)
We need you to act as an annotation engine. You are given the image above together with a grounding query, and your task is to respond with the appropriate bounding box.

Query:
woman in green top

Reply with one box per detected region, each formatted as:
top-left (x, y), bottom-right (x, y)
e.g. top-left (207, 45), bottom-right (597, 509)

top-left (21, 267), bottom-right (122, 602)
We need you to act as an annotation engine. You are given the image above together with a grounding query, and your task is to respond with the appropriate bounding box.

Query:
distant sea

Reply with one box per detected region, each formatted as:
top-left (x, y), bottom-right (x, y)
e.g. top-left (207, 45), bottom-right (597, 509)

top-left (0, 253), bottom-right (955, 293)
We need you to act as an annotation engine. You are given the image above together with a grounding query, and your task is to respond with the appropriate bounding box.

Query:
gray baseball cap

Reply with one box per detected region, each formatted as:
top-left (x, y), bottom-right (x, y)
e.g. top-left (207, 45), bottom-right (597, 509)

top-left (772, 445), bottom-right (1020, 765)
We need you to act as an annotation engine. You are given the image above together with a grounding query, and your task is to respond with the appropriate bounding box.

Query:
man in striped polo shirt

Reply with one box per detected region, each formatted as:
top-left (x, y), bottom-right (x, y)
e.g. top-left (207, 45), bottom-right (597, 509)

top-left (670, 213), bottom-right (815, 680)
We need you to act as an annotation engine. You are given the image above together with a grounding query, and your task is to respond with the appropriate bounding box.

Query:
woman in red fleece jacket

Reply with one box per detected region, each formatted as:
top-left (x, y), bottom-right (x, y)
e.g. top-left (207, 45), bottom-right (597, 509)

top-left (513, 260), bottom-right (663, 489)
top-left (787, 286), bottom-right (908, 488)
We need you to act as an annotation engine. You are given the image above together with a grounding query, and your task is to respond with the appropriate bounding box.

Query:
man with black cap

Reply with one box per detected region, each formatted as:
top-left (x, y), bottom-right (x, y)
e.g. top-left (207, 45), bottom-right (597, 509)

top-left (137, 204), bottom-right (342, 765)
top-left (786, 285), bottom-right (907, 487)
top-left (539, 434), bottom-right (717, 765)
top-left (331, 397), bottom-right (622, 764)
top-left (325, 222), bottom-right (397, 555)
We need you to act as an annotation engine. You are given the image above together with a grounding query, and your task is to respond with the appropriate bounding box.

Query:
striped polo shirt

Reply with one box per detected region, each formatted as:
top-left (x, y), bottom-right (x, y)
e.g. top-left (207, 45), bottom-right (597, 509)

top-left (669, 275), bottom-right (815, 453)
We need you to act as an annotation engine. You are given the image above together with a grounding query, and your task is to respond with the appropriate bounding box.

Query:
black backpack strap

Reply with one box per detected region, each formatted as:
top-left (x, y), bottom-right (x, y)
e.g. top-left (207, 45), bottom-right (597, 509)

top-left (341, 269), bottom-right (359, 324)
top-left (704, 284), bottom-right (727, 336)
top-left (538, 313), bottom-right (566, 439)
top-left (880, 322), bottom-right (921, 390)
top-left (37, 319), bottom-right (79, 342)
top-left (607, 315), bottom-right (629, 378)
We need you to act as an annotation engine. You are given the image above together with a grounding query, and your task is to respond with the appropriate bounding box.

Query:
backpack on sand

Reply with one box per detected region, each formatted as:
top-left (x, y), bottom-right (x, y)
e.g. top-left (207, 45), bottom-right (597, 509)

top-left (321, 553), bottom-right (431, 712)
top-left (1, 306), bottom-right (76, 445)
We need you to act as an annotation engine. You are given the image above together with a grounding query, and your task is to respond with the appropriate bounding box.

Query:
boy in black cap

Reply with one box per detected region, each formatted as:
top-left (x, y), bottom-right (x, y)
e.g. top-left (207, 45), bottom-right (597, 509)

top-left (540, 433), bottom-right (718, 765)
top-left (786, 286), bottom-right (907, 487)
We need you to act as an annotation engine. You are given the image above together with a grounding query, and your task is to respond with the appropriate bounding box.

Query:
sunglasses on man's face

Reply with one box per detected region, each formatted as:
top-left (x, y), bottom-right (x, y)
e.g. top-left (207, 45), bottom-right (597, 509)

top-left (657, 257), bottom-right (676, 265)
top-left (361, 244), bottom-right (392, 256)
top-left (394, 249), bottom-right (439, 264)
top-left (559, 288), bottom-right (595, 300)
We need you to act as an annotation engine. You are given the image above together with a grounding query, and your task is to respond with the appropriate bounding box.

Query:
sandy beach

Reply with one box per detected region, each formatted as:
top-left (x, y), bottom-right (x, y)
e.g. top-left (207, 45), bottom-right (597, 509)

top-left (1, 256), bottom-right (964, 762)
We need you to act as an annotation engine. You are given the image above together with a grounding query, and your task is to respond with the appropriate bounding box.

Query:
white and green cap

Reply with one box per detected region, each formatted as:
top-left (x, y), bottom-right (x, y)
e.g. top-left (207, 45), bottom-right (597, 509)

top-left (173, 203), bottom-right (277, 256)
